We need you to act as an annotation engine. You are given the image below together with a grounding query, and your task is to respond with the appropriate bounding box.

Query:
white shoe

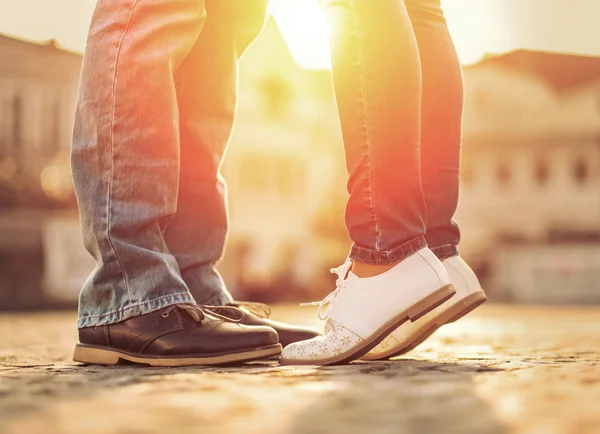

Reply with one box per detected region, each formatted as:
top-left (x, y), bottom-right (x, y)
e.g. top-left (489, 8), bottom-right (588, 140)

top-left (362, 255), bottom-right (487, 361)
top-left (280, 248), bottom-right (456, 365)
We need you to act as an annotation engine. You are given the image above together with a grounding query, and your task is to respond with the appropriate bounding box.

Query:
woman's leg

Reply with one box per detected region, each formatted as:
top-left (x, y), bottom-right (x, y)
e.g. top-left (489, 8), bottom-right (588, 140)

top-left (406, 0), bottom-right (463, 259)
top-left (280, 0), bottom-right (456, 366)
top-left (363, 1), bottom-right (487, 361)
top-left (321, 0), bottom-right (427, 266)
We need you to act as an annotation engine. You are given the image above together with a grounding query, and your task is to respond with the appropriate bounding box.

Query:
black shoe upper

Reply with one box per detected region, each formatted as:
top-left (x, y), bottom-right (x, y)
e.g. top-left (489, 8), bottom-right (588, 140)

top-left (79, 304), bottom-right (278, 357)
top-left (212, 302), bottom-right (322, 347)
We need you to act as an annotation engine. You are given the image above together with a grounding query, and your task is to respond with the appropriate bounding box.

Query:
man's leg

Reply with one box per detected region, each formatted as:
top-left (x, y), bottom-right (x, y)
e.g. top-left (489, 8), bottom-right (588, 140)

top-left (72, 0), bottom-right (205, 328)
top-left (162, 0), bottom-right (270, 305)
top-left (161, 0), bottom-right (244, 307)
top-left (281, 0), bottom-right (455, 365)
top-left (405, 0), bottom-right (462, 259)
top-left (71, 0), bottom-right (281, 367)
top-left (162, 1), bottom-right (322, 347)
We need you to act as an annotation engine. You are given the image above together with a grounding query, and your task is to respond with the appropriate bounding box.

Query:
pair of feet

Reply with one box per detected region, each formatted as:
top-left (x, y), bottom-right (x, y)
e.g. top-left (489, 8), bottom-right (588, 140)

top-left (74, 302), bottom-right (320, 367)
top-left (74, 248), bottom-right (485, 367)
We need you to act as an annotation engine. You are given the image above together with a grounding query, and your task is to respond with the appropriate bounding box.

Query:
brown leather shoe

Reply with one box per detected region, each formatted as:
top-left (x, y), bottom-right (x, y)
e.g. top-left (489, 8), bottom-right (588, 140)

top-left (73, 304), bottom-right (281, 367)
top-left (206, 302), bottom-right (322, 347)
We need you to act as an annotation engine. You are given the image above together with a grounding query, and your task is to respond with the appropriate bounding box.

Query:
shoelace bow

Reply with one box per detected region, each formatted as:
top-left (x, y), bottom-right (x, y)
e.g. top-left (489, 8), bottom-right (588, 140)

top-left (163, 304), bottom-right (246, 323)
top-left (300, 258), bottom-right (353, 320)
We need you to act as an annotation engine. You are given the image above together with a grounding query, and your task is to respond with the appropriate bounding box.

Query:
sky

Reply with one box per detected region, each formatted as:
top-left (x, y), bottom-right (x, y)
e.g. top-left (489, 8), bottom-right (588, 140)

top-left (1, 0), bottom-right (599, 68)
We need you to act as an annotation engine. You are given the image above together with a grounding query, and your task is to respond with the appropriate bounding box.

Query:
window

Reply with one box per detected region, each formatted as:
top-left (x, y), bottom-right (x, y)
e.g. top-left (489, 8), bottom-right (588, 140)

top-left (496, 161), bottom-right (511, 186)
top-left (260, 75), bottom-right (292, 118)
top-left (573, 158), bottom-right (588, 185)
top-left (0, 94), bottom-right (7, 154)
top-left (535, 158), bottom-right (549, 186)
top-left (275, 158), bottom-right (306, 196)
top-left (474, 89), bottom-right (490, 112)
top-left (238, 154), bottom-right (269, 192)
top-left (13, 94), bottom-right (22, 151)
top-left (461, 164), bottom-right (475, 186)
top-left (51, 98), bottom-right (61, 155)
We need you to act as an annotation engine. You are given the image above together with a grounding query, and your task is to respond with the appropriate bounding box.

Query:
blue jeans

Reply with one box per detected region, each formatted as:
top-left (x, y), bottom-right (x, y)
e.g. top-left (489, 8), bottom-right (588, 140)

top-left (72, 0), bottom-right (267, 327)
top-left (72, 0), bottom-right (462, 327)
top-left (321, 0), bottom-right (463, 264)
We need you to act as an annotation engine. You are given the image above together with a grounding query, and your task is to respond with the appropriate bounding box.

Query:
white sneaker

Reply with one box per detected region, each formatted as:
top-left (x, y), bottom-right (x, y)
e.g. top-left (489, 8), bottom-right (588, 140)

top-left (280, 248), bottom-right (456, 365)
top-left (362, 255), bottom-right (487, 361)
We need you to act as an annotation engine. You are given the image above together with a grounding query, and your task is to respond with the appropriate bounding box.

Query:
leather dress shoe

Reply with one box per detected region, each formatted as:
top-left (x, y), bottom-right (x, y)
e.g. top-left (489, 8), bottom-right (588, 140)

top-left (206, 301), bottom-right (322, 347)
top-left (74, 304), bottom-right (280, 367)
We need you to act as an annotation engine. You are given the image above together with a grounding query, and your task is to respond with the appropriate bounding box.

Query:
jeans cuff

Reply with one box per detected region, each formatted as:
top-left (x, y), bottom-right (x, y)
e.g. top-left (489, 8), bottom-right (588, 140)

top-left (429, 243), bottom-right (459, 260)
top-left (350, 236), bottom-right (427, 265)
top-left (77, 291), bottom-right (196, 328)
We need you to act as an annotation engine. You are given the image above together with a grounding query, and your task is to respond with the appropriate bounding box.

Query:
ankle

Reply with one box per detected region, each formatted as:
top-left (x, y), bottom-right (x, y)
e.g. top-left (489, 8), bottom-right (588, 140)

top-left (352, 259), bottom-right (401, 278)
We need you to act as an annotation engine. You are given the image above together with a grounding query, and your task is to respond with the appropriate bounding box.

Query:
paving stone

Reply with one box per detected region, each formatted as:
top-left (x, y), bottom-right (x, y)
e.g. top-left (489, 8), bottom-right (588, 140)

top-left (0, 305), bottom-right (598, 434)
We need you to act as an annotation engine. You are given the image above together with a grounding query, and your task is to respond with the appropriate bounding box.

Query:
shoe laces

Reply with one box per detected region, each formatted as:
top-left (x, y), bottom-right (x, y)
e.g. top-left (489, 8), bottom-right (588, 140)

top-left (201, 305), bottom-right (247, 322)
top-left (163, 304), bottom-right (245, 323)
top-left (300, 258), bottom-right (352, 320)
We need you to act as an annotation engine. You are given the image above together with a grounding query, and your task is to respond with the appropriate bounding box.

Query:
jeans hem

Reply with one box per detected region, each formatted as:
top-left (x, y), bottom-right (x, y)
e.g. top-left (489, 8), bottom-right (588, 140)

top-left (430, 243), bottom-right (459, 260)
top-left (77, 291), bottom-right (196, 328)
top-left (350, 236), bottom-right (427, 265)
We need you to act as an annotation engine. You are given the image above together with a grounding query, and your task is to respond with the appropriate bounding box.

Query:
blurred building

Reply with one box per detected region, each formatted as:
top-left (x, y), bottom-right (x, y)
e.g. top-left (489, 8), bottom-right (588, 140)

top-left (459, 50), bottom-right (600, 302)
top-left (0, 34), bottom-right (80, 204)
top-left (2, 28), bottom-right (600, 309)
top-left (219, 18), bottom-right (347, 301)
top-left (0, 34), bottom-right (82, 309)
top-left (0, 19), bottom-right (349, 308)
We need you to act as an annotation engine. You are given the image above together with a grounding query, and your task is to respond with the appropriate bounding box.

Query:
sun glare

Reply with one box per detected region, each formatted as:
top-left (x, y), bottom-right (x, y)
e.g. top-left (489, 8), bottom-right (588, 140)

top-left (270, 0), bottom-right (331, 70)
top-left (271, 0), bottom-right (490, 69)
top-left (2, 0), bottom-right (496, 69)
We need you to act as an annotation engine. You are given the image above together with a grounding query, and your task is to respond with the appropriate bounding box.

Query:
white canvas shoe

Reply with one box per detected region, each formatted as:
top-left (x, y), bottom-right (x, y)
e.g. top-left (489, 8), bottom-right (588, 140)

top-left (280, 248), bottom-right (456, 365)
top-left (362, 255), bottom-right (487, 361)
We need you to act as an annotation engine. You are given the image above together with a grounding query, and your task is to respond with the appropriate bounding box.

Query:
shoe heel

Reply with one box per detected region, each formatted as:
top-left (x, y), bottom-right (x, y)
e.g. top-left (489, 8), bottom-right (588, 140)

top-left (407, 284), bottom-right (456, 323)
top-left (445, 291), bottom-right (487, 324)
top-left (73, 344), bottom-right (121, 365)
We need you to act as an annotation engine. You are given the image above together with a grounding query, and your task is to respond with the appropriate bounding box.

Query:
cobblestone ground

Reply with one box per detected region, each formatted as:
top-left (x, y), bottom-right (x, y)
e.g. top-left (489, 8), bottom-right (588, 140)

top-left (0, 304), bottom-right (598, 434)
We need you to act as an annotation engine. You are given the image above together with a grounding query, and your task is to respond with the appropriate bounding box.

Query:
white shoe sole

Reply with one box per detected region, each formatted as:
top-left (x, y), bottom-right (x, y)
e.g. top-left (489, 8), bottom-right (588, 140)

top-left (361, 290), bottom-right (487, 361)
top-left (73, 343), bottom-right (282, 367)
top-left (280, 284), bottom-right (456, 366)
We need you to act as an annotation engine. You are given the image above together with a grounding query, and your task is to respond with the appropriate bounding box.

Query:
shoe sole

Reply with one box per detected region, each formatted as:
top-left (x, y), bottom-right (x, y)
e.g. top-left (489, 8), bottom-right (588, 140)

top-left (73, 343), bottom-right (282, 367)
top-left (279, 284), bottom-right (456, 366)
top-left (361, 290), bottom-right (487, 361)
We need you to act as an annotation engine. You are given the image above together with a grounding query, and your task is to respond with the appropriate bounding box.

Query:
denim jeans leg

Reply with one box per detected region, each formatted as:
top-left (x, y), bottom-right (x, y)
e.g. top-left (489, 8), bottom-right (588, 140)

top-left (162, 0), bottom-right (269, 306)
top-left (406, 0), bottom-right (463, 260)
top-left (320, 0), bottom-right (428, 265)
top-left (71, 0), bottom-right (206, 328)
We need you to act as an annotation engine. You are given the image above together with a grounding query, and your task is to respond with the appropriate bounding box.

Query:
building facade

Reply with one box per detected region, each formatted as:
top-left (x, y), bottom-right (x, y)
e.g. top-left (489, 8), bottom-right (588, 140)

top-left (219, 18), bottom-right (348, 301)
top-left (0, 35), bottom-right (80, 205)
top-left (0, 35), bottom-right (82, 309)
top-left (2, 31), bottom-right (600, 308)
top-left (458, 51), bottom-right (600, 302)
